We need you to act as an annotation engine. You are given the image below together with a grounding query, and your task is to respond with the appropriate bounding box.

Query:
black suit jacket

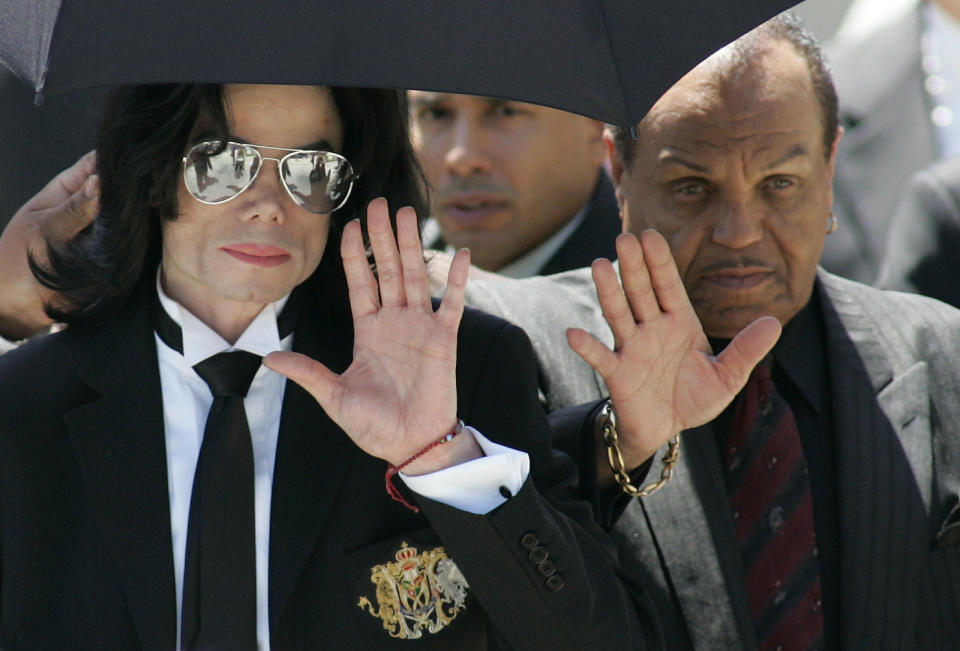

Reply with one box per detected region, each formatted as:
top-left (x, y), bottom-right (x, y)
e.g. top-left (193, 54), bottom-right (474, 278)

top-left (537, 171), bottom-right (620, 275)
top-left (0, 284), bottom-right (660, 650)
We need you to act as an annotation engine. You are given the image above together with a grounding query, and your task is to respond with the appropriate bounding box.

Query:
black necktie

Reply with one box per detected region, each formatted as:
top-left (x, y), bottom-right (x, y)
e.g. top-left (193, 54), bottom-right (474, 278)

top-left (181, 350), bottom-right (262, 650)
top-left (724, 358), bottom-right (824, 650)
top-left (151, 287), bottom-right (302, 649)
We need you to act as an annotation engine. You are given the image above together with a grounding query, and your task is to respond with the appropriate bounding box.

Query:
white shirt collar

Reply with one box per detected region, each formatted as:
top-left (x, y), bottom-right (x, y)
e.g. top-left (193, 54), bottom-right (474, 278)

top-left (155, 269), bottom-right (290, 366)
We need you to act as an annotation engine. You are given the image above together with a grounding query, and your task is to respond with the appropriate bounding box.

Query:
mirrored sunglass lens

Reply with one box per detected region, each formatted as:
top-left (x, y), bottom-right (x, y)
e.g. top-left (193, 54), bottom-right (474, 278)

top-left (281, 152), bottom-right (354, 213)
top-left (184, 142), bottom-right (259, 203)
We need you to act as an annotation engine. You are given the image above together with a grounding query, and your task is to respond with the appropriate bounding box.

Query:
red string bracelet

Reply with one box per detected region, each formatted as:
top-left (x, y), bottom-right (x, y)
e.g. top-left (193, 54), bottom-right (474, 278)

top-left (385, 420), bottom-right (465, 512)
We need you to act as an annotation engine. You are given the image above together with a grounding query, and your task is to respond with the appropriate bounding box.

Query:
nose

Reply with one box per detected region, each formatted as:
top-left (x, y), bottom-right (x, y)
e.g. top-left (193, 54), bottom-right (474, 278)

top-left (243, 157), bottom-right (287, 223)
top-left (443, 117), bottom-right (492, 178)
top-left (710, 198), bottom-right (764, 249)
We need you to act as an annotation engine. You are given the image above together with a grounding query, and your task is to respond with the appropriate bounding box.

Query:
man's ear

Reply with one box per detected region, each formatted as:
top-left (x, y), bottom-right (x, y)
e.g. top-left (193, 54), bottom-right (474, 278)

top-left (585, 119), bottom-right (607, 166)
top-left (826, 125), bottom-right (843, 180)
top-left (603, 130), bottom-right (625, 187)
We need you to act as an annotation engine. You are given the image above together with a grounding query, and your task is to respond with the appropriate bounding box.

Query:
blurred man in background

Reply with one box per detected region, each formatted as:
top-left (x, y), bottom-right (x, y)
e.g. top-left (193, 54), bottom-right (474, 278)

top-left (409, 92), bottom-right (620, 277)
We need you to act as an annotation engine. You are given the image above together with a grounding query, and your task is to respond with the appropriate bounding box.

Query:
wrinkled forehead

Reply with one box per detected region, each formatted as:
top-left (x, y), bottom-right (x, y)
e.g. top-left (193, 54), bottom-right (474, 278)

top-left (638, 44), bottom-right (823, 163)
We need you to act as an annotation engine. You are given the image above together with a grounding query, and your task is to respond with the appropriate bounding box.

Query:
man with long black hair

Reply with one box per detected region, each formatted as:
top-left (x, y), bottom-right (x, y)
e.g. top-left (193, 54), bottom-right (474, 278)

top-left (0, 82), bottom-right (690, 650)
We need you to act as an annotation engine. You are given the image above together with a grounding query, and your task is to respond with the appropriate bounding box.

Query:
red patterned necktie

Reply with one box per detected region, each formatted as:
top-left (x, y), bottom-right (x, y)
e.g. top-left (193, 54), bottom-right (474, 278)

top-left (724, 358), bottom-right (824, 651)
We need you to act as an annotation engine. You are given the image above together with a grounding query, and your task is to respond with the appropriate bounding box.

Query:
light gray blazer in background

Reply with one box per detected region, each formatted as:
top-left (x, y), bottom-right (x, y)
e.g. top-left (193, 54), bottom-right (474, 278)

top-left (824, 2), bottom-right (938, 283)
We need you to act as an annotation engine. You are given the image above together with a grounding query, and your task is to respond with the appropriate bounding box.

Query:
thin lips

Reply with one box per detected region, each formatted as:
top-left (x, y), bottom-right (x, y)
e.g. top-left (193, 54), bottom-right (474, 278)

top-left (223, 243), bottom-right (290, 257)
top-left (703, 267), bottom-right (771, 278)
top-left (440, 193), bottom-right (509, 210)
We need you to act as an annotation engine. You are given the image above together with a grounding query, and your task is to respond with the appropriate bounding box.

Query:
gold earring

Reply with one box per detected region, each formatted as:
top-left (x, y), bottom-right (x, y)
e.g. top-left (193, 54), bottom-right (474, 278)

top-left (826, 213), bottom-right (838, 234)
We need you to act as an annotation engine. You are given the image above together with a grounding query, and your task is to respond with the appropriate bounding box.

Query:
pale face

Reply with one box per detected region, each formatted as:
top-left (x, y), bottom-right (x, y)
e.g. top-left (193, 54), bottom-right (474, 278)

top-left (163, 84), bottom-right (343, 338)
top-left (610, 42), bottom-right (841, 339)
top-left (409, 92), bottom-right (606, 271)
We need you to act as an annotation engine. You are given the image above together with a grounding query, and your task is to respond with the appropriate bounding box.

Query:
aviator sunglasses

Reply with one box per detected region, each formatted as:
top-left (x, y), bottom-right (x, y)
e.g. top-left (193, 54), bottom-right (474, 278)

top-left (182, 140), bottom-right (355, 214)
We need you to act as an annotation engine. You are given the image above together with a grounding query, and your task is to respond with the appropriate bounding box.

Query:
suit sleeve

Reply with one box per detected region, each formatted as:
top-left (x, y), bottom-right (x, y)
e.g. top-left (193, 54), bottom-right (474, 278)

top-left (415, 316), bottom-right (663, 650)
top-left (549, 401), bottom-right (653, 530)
top-left (876, 165), bottom-right (960, 308)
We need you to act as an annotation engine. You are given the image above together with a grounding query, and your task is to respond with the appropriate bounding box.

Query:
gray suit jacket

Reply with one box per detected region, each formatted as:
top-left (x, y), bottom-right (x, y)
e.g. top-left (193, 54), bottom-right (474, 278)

top-left (466, 268), bottom-right (960, 649)
top-left (825, 2), bottom-right (938, 283)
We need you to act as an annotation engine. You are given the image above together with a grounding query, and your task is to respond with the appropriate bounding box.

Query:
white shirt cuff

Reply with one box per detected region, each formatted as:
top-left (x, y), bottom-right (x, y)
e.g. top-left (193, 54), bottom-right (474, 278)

top-left (0, 335), bottom-right (21, 354)
top-left (400, 427), bottom-right (529, 515)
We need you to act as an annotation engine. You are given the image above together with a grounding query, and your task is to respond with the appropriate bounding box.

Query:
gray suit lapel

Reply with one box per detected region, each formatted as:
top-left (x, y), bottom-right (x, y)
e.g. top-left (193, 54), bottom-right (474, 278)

top-left (64, 306), bottom-right (178, 650)
top-left (633, 425), bottom-right (755, 650)
top-left (818, 274), bottom-right (933, 649)
top-left (466, 267), bottom-right (610, 410)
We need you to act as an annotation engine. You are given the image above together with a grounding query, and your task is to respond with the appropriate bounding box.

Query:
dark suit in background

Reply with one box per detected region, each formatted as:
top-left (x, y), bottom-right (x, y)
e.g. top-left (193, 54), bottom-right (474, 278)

top-left (877, 154), bottom-right (960, 307)
top-left (465, 268), bottom-right (960, 650)
top-left (536, 171), bottom-right (620, 275)
top-left (0, 282), bottom-right (659, 650)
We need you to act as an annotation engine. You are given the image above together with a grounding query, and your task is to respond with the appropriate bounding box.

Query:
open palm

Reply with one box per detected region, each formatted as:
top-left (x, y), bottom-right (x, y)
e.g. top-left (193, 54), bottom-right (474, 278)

top-left (265, 198), bottom-right (473, 469)
top-left (567, 231), bottom-right (781, 469)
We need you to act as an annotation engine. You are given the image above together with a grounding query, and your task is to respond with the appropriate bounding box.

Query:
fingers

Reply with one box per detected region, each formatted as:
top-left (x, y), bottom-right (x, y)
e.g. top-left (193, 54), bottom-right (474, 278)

top-left (58, 150), bottom-right (98, 196)
top-left (591, 258), bottom-right (635, 350)
top-left (25, 150), bottom-right (97, 213)
top-left (640, 230), bottom-right (693, 315)
top-left (425, 250), bottom-right (453, 297)
top-left (341, 218), bottom-right (380, 320)
top-left (566, 327), bottom-right (619, 379)
top-left (41, 175), bottom-right (99, 245)
top-left (366, 197), bottom-right (405, 308)
top-left (616, 233), bottom-right (660, 323)
top-left (263, 351), bottom-right (339, 408)
top-left (435, 248), bottom-right (469, 330)
top-left (716, 315), bottom-right (782, 390)
top-left (396, 205), bottom-right (431, 311)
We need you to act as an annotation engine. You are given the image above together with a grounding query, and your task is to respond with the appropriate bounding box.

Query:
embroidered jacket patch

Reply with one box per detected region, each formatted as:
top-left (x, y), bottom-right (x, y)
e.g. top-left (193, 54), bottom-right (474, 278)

top-left (357, 541), bottom-right (469, 639)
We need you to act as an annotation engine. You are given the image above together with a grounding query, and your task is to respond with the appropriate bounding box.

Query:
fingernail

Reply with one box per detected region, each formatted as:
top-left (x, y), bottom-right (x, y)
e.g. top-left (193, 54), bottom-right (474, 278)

top-left (84, 175), bottom-right (100, 199)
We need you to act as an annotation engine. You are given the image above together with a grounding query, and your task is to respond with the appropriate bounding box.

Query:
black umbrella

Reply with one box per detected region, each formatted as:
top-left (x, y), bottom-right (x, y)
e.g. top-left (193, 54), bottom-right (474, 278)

top-left (1, 0), bottom-right (800, 127)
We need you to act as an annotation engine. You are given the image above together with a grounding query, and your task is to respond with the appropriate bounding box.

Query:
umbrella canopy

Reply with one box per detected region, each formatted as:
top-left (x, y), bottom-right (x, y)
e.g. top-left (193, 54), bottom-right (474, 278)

top-left (1, 0), bottom-right (800, 127)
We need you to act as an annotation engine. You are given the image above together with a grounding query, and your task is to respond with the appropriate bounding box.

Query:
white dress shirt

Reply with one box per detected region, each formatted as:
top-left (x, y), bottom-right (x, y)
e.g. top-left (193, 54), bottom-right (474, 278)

top-left (154, 274), bottom-right (528, 650)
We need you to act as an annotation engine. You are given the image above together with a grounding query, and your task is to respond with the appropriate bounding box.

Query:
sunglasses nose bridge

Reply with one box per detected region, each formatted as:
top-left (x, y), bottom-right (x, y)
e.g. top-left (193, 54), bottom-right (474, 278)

top-left (247, 153), bottom-right (289, 193)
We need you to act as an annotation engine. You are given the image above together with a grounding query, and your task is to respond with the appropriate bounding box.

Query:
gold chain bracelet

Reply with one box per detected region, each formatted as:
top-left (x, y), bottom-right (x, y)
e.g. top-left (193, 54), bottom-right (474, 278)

top-left (597, 400), bottom-right (681, 497)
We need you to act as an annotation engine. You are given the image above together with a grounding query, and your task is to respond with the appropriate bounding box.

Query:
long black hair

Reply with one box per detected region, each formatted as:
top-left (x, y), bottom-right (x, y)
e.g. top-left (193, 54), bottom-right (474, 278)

top-left (33, 84), bottom-right (427, 326)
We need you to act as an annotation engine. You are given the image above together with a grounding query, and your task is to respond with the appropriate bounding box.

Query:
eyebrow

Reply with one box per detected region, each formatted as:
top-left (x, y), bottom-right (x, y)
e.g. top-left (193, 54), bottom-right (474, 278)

top-left (763, 144), bottom-right (809, 170)
top-left (659, 155), bottom-right (709, 173)
top-left (408, 93), bottom-right (509, 108)
top-left (193, 131), bottom-right (336, 152)
top-left (659, 143), bottom-right (811, 174)
top-left (408, 93), bottom-right (447, 107)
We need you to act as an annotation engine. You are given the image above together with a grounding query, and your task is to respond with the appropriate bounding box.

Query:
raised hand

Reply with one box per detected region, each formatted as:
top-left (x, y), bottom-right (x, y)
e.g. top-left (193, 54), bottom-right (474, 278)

top-left (0, 150), bottom-right (99, 340)
top-left (265, 198), bottom-right (481, 474)
top-left (566, 230), bottom-right (781, 471)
